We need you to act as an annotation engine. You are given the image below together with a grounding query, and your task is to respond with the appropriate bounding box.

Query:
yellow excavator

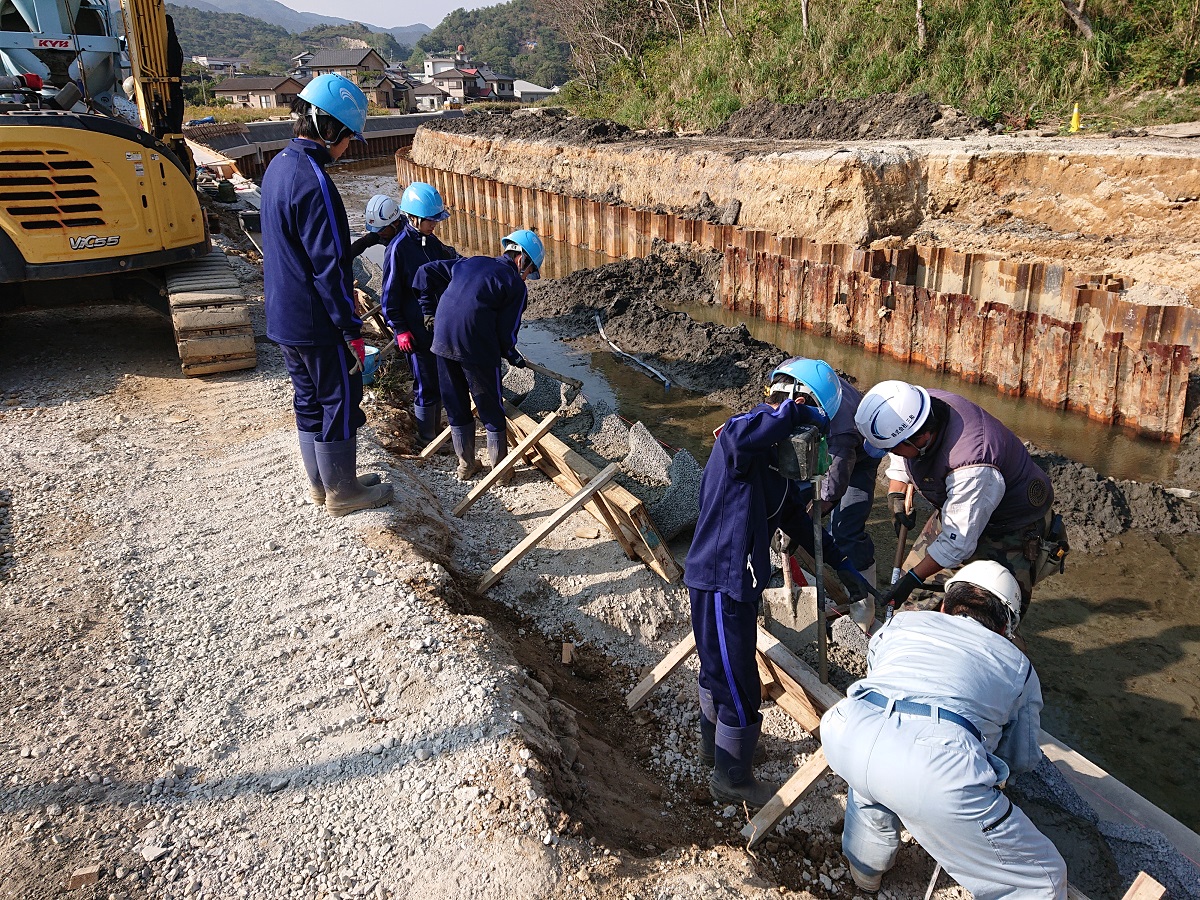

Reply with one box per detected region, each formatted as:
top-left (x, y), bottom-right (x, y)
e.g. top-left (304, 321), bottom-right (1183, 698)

top-left (0, 0), bottom-right (255, 375)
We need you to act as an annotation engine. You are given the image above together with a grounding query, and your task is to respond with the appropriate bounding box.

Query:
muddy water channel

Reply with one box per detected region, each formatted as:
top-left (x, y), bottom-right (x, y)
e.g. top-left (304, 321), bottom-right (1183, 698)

top-left (335, 165), bottom-right (1200, 833)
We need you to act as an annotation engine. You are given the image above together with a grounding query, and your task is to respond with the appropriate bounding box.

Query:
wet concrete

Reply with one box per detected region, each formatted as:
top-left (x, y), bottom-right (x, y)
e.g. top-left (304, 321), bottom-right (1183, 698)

top-left (331, 165), bottom-right (1200, 835)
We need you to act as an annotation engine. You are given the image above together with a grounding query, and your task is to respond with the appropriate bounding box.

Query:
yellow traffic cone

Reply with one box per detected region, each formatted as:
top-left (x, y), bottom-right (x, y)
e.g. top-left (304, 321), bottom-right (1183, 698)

top-left (1069, 103), bottom-right (1081, 133)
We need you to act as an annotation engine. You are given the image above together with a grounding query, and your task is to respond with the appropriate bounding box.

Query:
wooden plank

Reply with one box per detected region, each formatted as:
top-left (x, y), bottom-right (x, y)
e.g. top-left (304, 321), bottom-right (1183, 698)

top-left (767, 685), bottom-right (823, 735)
top-left (418, 424), bottom-right (453, 460)
top-left (1120, 874), bottom-right (1166, 900)
top-left (756, 626), bottom-right (843, 714)
top-left (625, 632), bottom-right (696, 710)
top-left (741, 748), bottom-right (830, 849)
top-left (453, 412), bottom-right (560, 516)
top-left (178, 333), bottom-right (256, 359)
top-left (179, 355), bottom-right (257, 376)
top-left (759, 654), bottom-right (823, 734)
top-left (478, 463), bottom-right (619, 592)
top-left (629, 505), bottom-right (684, 582)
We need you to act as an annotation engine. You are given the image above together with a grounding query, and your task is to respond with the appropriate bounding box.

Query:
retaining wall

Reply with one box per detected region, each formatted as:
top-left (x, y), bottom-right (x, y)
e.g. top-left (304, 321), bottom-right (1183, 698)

top-left (398, 151), bottom-right (1197, 440)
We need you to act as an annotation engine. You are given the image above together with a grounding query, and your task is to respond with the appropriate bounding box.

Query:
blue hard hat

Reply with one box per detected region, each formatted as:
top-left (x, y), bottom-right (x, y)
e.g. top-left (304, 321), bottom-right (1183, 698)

top-left (298, 74), bottom-right (368, 140)
top-left (769, 357), bottom-right (843, 419)
top-left (501, 229), bottom-right (545, 279)
top-left (399, 182), bottom-right (450, 222)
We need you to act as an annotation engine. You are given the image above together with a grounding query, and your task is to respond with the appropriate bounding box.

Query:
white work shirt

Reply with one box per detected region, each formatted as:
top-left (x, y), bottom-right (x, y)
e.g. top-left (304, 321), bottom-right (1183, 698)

top-left (886, 453), bottom-right (1007, 568)
top-left (850, 611), bottom-right (1044, 774)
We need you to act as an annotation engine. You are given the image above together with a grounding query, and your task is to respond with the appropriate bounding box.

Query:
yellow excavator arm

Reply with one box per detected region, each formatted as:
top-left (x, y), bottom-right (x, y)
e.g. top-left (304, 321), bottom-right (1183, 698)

top-left (119, 0), bottom-right (193, 179)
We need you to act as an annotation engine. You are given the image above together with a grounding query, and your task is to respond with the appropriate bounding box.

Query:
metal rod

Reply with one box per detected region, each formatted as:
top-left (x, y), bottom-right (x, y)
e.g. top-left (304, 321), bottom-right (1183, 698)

top-left (812, 475), bottom-right (828, 684)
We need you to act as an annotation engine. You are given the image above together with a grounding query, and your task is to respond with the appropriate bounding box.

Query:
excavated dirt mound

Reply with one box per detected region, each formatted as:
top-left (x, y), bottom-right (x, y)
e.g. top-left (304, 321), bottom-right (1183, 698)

top-left (425, 108), bottom-right (633, 144)
top-left (714, 93), bottom-right (993, 141)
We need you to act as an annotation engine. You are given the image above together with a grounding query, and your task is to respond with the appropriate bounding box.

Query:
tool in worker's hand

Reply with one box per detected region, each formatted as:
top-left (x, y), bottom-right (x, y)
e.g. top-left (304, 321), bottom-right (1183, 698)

top-left (886, 484), bottom-right (916, 625)
top-left (522, 359), bottom-right (583, 391)
top-left (923, 862), bottom-right (942, 900)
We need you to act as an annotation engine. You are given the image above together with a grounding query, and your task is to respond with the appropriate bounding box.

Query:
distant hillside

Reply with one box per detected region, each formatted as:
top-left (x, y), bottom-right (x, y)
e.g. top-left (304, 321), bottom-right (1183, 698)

top-left (168, 4), bottom-right (412, 70)
top-left (168, 0), bottom-right (429, 44)
top-left (415, 0), bottom-right (570, 88)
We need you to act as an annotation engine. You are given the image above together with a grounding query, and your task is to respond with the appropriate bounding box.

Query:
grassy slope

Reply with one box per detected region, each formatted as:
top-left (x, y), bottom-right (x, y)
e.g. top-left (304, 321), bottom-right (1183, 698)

top-left (567, 0), bottom-right (1200, 130)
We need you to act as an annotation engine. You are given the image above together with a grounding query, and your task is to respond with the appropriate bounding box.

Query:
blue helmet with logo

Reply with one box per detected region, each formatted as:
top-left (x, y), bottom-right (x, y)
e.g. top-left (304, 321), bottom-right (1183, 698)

top-left (769, 358), bottom-right (843, 419)
top-left (298, 74), bottom-right (368, 141)
top-left (501, 229), bottom-right (546, 279)
top-left (399, 182), bottom-right (450, 222)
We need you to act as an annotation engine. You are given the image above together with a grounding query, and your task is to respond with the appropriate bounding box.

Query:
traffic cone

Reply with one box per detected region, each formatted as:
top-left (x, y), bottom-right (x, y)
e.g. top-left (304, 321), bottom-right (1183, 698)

top-left (1069, 103), bottom-right (1081, 133)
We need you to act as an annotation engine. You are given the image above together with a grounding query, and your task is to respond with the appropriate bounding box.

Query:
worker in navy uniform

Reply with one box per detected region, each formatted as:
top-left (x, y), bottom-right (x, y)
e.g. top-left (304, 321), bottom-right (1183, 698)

top-left (378, 183), bottom-right (457, 448)
top-left (684, 359), bottom-right (873, 808)
top-left (261, 73), bottom-right (393, 517)
top-left (413, 229), bottom-right (545, 480)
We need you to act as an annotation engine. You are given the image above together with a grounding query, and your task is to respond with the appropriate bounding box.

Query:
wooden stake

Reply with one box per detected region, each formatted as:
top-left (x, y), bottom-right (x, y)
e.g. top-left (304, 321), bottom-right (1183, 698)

top-left (453, 412), bottom-right (560, 516)
top-left (741, 748), bottom-right (830, 848)
top-left (418, 424), bottom-right (453, 460)
top-left (478, 463), bottom-right (619, 593)
top-left (626, 632), bottom-right (696, 710)
top-left (755, 626), bottom-right (843, 714)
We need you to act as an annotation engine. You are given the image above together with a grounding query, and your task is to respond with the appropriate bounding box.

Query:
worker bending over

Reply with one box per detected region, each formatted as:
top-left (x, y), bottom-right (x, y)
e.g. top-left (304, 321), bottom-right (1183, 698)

top-left (684, 360), bottom-right (872, 807)
top-left (414, 229), bottom-right (545, 480)
top-left (379, 183), bottom-right (456, 448)
top-left (856, 381), bottom-right (1067, 622)
top-left (810, 363), bottom-right (882, 628)
top-left (261, 74), bottom-right (392, 517)
top-left (820, 561), bottom-right (1067, 899)
top-left (350, 194), bottom-right (402, 258)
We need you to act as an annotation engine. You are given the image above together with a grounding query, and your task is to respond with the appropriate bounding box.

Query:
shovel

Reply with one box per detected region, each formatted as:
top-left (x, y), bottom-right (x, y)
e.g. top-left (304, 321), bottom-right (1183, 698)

top-left (886, 483), bottom-right (916, 624)
top-left (520, 359), bottom-right (584, 403)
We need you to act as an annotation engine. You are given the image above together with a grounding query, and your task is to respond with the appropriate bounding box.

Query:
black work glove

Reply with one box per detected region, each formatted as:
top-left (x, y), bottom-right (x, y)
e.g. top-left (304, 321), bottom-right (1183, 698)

top-left (507, 350), bottom-right (526, 368)
top-left (881, 569), bottom-right (923, 611)
top-left (837, 566), bottom-right (869, 604)
top-left (423, 315), bottom-right (436, 333)
top-left (888, 491), bottom-right (917, 537)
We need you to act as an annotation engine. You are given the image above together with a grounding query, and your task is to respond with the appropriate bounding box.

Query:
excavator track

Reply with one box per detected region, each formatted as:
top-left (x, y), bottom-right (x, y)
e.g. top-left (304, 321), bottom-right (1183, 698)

top-left (166, 250), bottom-right (257, 376)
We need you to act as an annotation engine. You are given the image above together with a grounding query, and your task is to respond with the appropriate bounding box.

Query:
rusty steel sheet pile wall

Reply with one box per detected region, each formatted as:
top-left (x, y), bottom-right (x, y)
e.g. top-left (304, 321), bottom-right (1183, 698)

top-left (398, 152), bottom-right (1196, 440)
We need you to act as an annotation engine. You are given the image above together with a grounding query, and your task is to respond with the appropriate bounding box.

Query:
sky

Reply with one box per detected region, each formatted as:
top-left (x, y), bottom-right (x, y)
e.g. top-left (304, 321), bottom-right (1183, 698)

top-left (284, 0), bottom-right (493, 28)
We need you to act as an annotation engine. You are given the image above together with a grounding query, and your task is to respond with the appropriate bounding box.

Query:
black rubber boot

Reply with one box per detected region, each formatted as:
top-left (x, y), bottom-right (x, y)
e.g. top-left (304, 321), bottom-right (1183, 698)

top-left (709, 719), bottom-right (779, 808)
top-left (450, 425), bottom-right (480, 480)
top-left (698, 686), bottom-right (716, 767)
top-left (298, 430), bottom-right (378, 505)
top-left (313, 438), bottom-right (393, 517)
top-left (486, 430), bottom-right (511, 485)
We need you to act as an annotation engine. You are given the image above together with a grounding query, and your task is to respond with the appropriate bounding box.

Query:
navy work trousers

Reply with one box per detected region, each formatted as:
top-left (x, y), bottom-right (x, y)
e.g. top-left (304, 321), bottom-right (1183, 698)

top-left (438, 357), bottom-right (505, 434)
top-left (829, 455), bottom-right (881, 572)
top-left (690, 588), bottom-right (761, 728)
top-left (280, 343), bottom-right (365, 442)
top-left (408, 348), bottom-right (440, 408)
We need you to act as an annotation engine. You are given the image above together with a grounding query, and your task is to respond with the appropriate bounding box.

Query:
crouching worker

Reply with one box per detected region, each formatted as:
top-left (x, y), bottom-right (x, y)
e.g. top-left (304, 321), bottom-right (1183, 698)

top-left (261, 74), bottom-right (393, 517)
top-left (684, 360), bottom-right (873, 808)
top-left (820, 561), bottom-right (1067, 899)
top-left (414, 229), bottom-right (545, 480)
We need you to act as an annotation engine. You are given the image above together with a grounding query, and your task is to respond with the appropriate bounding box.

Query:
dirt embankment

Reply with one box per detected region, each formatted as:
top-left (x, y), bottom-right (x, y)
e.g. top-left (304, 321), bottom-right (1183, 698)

top-left (426, 108), bottom-right (634, 144)
top-left (528, 246), bottom-right (1200, 548)
top-left (714, 95), bottom-right (993, 141)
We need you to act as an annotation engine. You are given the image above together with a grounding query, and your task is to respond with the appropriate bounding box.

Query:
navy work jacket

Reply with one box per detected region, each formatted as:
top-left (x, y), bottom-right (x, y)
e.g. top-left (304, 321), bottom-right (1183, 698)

top-left (684, 402), bottom-right (849, 603)
top-left (261, 139), bottom-right (360, 347)
top-left (380, 223), bottom-right (455, 351)
top-left (415, 255), bottom-right (526, 368)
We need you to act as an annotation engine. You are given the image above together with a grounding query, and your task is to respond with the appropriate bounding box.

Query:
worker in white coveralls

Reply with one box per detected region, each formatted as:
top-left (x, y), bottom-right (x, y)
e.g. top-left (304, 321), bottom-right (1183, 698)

top-left (855, 380), bottom-right (1068, 626)
top-left (819, 561), bottom-right (1067, 899)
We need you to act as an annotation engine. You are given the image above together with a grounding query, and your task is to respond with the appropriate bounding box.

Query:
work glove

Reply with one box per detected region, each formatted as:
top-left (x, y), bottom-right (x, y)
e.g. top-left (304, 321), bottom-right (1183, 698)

top-left (881, 569), bottom-right (923, 611)
top-left (792, 398), bottom-right (829, 432)
top-left (346, 338), bottom-right (366, 375)
top-left (506, 350), bottom-right (526, 368)
top-left (423, 315), bottom-right (436, 333)
top-left (888, 490), bottom-right (917, 537)
top-left (395, 331), bottom-right (415, 353)
top-left (837, 565), bottom-right (871, 604)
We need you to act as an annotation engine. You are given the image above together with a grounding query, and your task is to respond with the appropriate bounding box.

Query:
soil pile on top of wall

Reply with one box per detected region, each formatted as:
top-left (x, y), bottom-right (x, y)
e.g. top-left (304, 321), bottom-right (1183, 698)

top-left (424, 109), bottom-right (633, 144)
top-left (714, 93), bottom-right (992, 141)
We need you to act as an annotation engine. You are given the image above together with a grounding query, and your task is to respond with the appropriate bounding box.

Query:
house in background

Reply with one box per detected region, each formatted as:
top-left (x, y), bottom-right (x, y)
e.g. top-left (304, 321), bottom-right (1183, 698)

top-left (422, 48), bottom-right (472, 80)
top-left (359, 74), bottom-right (413, 111)
top-left (212, 75), bottom-right (307, 109)
top-left (513, 79), bottom-right (556, 103)
top-left (308, 48), bottom-right (387, 85)
top-left (289, 52), bottom-right (314, 80)
top-left (475, 64), bottom-right (515, 102)
top-left (432, 68), bottom-right (482, 101)
top-left (191, 56), bottom-right (249, 77)
top-left (411, 82), bottom-right (449, 111)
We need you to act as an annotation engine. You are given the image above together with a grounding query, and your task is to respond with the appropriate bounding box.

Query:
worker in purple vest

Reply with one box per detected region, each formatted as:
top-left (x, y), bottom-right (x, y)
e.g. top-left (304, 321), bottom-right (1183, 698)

top-left (855, 381), bottom-right (1069, 630)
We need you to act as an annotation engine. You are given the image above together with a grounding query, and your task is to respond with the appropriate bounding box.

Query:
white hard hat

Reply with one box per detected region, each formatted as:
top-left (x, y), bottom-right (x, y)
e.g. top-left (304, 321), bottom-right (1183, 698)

top-left (945, 560), bottom-right (1022, 636)
top-left (855, 380), bottom-right (931, 450)
top-left (364, 194), bottom-right (401, 232)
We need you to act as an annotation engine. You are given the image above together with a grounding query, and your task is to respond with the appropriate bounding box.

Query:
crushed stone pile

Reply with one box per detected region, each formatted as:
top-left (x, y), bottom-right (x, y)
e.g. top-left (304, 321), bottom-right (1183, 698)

top-left (425, 107), bottom-right (632, 144)
top-left (714, 93), bottom-right (993, 141)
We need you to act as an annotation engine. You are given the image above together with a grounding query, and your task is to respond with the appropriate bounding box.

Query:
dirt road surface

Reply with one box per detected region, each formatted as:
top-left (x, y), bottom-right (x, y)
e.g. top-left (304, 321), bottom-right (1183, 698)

top-left (1, 253), bottom-right (990, 900)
